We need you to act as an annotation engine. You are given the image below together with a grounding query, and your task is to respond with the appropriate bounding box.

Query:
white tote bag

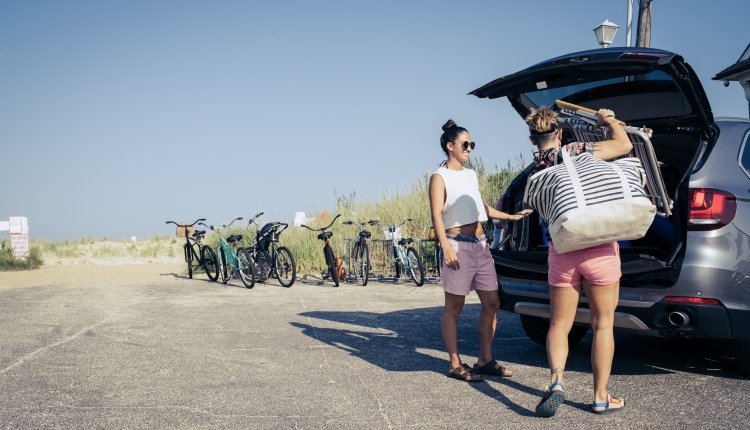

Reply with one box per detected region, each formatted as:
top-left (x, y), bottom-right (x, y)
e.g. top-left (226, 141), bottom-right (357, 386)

top-left (524, 150), bottom-right (656, 253)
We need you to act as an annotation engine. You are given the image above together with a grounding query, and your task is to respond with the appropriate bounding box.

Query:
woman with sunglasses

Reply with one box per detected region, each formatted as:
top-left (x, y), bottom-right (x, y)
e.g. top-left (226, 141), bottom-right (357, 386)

top-left (428, 119), bottom-right (532, 382)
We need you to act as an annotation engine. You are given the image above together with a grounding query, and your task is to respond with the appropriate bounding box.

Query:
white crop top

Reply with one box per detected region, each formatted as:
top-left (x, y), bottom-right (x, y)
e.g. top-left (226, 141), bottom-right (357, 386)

top-left (434, 167), bottom-right (488, 228)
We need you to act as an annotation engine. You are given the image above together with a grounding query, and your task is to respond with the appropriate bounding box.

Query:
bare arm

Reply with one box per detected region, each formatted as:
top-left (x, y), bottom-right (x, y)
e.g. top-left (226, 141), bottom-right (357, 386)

top-left (484, 203), bottom-right (532, 221)
top-left (591, 108), bottom-right (633, 161)
top-left (428, 173), bottom-right (452, 254)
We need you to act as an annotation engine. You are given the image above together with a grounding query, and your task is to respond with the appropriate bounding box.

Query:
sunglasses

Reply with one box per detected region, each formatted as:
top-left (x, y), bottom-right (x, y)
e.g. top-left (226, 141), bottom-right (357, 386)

top-left (452, 141), bottom-right (476, 151)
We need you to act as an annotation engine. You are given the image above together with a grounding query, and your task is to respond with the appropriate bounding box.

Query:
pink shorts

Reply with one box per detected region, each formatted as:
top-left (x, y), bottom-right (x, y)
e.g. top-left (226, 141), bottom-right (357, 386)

top-left (442, 238), bottom-right (498, 296)
top-left (548, 242), bottom-right (621, 288)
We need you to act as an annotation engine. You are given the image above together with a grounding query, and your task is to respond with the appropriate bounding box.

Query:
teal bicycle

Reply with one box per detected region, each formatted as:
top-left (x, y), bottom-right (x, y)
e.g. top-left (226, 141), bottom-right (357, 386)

top-left (378, 219), bottom-right (425, 286)
top-left (208, 217), bottom-right (257, 289)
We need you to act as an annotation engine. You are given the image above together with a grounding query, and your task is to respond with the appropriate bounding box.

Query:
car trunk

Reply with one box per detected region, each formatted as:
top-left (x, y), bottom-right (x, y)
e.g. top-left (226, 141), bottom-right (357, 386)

top-left (471, 48), bottom-right (717, 287)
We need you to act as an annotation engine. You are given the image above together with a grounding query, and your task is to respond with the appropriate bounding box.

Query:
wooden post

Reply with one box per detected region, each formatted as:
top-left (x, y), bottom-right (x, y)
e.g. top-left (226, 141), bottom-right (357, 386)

top-left (636, 0), bottom-right (652, 48)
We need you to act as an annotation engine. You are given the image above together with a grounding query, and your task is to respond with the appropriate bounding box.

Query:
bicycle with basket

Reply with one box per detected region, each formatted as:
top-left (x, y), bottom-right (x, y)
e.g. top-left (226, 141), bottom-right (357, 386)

top-left (165, 218), bottom-right (219, 281)
top-left (244, 212), bottom-right (297, 288)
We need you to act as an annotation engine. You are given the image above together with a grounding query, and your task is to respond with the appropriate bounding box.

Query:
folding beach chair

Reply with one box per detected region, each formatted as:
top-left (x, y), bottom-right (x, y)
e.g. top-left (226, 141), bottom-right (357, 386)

top-left (555, 100), bottom-right (673, 218)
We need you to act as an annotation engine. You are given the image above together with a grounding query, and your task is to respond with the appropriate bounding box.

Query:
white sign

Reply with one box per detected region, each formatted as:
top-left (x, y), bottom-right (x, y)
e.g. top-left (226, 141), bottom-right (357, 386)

top-left (0, 221), bottom-right (8, 232)
top-left (9, 217), bottom-right (29, 234)
top-left (10, 234), bottom-right (29, 258)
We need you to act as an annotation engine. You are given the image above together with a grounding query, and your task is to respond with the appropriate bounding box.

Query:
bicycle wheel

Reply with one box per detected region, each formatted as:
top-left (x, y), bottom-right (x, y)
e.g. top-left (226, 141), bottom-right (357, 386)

top-left (324, 245), bottom-right (339, 287)
top-left (185, 244), bottom-right (194, 279)
top-left (237, 248), bottom-right (256, 289)
top-left (352, 242), bottom-right (362, 279)
top-left (360, 243), bottom-right (369, 286)
top-left (274, 246), bottom-right (297, 288)
top-left (201, 245), bottom-right (219, 281)
top-left (407, 247), bottom-right (425, 286)
top-left (218, 248), bottom-right (229, 285)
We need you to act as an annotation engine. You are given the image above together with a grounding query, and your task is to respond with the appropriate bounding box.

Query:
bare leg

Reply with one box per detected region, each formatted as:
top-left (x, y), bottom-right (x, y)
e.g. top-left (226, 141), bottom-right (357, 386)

top-left (441, 292), bottom-right (466, 370)
top-left (547, 284), bottom-right (582, 387)
top-left (475, 289), bottom-right (500, 366)
top-left (582, 280), bottom-right (620, 407)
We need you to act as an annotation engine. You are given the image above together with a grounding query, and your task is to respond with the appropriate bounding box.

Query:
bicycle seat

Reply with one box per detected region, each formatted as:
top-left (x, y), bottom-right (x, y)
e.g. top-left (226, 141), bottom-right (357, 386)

top-left (192, 230), bottom-right (206, 237)
top-left (227, 234), bottom-right (243, 243)
top-left (398, 238), bottom-right (413, 246)
top-left (317, 232), bottom-right (333, 240)
top-left (359, 230), bottom-right (371, 238)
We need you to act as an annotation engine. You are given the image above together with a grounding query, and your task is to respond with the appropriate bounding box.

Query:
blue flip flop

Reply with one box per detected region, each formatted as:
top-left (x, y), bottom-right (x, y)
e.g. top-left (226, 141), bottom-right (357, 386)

top-left (535, 380), bottom-right (565, 418)
top-left (592, 394), bottom-right (625, 414)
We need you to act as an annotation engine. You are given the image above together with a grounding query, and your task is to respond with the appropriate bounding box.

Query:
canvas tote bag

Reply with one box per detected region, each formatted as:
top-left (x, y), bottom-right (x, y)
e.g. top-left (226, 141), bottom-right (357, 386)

top-left (524, 149), bottom-right (656, 253)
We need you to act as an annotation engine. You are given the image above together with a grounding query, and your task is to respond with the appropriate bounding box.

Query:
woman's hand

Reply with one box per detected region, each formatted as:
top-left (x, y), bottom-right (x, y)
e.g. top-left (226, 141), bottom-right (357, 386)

top-left (508, 209), bottom-right (533, 221)
top-left (443, 246), bottom-right (460, 270)
top-left (597, 108), bottom-right (617, 124)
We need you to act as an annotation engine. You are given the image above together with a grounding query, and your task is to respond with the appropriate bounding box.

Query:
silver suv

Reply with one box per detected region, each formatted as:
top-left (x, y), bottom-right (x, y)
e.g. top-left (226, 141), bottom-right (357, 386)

top-left (470, 47), bottom-right (750, 374)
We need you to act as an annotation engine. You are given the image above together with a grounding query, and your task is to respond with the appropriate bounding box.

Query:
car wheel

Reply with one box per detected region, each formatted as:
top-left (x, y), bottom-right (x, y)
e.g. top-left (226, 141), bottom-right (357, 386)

top-left (733, 340), bottom-right (750, 375)
top-left (519, 315), bottom-right (588, 347)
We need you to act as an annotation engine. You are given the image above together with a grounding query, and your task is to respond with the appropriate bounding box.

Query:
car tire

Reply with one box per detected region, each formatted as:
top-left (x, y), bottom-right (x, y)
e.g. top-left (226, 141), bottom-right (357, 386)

top-left (733, 340), bottom-right (750, 376)
top-left (520, 315), bottom-right (588, 347)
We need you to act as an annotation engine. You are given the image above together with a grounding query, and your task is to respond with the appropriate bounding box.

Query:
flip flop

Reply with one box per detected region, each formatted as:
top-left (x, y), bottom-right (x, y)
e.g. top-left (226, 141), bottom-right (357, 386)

top-left (592, 393), bottom-right (625, 414)
top-left (535, 381), bottom-right (565, 418)
top-left (473, 359), bottom-right (513, 377)
top-left (447, 365), bottom-right (483, 382)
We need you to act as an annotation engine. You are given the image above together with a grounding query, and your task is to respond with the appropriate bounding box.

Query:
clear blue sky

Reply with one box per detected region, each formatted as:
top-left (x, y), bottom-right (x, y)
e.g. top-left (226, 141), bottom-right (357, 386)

top-left (1, 0), bottom-right (748, 241)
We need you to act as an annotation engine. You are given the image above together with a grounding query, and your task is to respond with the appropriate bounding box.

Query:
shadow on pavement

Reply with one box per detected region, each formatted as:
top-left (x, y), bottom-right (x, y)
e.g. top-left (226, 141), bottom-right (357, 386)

top-left (293, 304), bottom-right (747, 408)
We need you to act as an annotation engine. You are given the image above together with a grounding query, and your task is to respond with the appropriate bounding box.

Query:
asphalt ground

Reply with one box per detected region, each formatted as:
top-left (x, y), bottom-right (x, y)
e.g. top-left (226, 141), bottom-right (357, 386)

top-left (1, 264), bottom-right (749, 429)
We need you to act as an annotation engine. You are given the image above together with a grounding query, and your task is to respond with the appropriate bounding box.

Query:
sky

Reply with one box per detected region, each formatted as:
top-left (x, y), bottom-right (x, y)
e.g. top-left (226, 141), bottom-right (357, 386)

top-left (1, 0), bottom-right (749, 241)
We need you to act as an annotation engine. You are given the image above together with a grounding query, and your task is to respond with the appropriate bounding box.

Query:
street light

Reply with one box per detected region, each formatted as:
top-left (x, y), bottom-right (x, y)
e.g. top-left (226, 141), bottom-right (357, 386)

top-left (593, 19), bottom-right (619, 48)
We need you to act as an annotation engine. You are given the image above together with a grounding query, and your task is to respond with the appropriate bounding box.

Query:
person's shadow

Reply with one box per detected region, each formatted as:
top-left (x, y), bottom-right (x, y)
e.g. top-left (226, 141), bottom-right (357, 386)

top-left (292, 305), bottom-right (547, 416)
top-left (292, 304), bottom-right (748, 415)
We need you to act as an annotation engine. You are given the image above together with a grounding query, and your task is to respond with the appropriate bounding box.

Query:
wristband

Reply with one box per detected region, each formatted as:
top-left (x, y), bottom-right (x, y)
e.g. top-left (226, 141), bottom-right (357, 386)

top-left (606, 114), bottom-right (615, 118)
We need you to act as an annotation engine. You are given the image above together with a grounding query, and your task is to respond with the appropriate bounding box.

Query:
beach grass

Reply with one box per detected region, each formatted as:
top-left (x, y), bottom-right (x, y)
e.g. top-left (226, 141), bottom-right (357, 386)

top-left (8, 159), bottom-right (523, 273)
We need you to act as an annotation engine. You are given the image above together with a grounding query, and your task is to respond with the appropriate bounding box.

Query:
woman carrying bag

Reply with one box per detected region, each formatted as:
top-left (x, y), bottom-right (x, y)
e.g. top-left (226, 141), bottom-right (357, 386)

top-left (526, 107), bottom-right (633, 417)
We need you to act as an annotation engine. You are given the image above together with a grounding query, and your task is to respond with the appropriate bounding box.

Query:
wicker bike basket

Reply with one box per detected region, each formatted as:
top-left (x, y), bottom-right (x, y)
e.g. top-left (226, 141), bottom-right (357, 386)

top-left (176, 225), bottom-right (195, 238)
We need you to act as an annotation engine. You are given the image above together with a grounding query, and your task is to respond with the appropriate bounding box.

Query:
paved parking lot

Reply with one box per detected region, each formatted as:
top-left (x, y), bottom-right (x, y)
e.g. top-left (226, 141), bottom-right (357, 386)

top-left (1, 264), bottom-right (748, 429)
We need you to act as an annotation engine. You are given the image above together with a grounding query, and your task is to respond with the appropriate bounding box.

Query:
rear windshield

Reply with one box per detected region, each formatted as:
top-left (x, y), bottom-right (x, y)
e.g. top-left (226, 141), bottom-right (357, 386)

top-left (521, 70), bottom-right (692, 123)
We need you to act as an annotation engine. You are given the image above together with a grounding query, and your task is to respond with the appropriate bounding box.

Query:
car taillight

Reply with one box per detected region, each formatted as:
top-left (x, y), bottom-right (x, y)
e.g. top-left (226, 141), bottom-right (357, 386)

top-left (687, 188), bottom-right (736, 231)
top-left (662, 296), bottom-right (720, 306)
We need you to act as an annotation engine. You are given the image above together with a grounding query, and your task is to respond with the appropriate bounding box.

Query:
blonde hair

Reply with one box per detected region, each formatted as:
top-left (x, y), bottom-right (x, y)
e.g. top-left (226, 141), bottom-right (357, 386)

top-left (525, 106), bottom-right (559, 135)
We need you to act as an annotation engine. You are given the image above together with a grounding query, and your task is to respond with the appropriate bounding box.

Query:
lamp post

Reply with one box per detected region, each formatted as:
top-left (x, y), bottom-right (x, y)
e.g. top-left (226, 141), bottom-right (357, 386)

top-left (593, 19), bottom-right (619, 48)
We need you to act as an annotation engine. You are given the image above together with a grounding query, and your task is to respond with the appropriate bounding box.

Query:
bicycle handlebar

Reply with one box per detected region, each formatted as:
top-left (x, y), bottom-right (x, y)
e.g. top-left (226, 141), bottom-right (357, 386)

top-left (165, 218), bottom-right (205, 227)
top-left (247, 211), bottom-right (265, 226)
top-left (301, 214), bottom-right (341, 232)
top-left (344, 219), bottom-right (379, 229)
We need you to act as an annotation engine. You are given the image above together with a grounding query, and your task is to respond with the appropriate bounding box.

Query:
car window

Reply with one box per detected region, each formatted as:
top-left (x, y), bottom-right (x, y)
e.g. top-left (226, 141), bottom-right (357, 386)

top-left (521, 70), bottom-right (692, 123)
top-left (741, 130), bottom-right (750, 179)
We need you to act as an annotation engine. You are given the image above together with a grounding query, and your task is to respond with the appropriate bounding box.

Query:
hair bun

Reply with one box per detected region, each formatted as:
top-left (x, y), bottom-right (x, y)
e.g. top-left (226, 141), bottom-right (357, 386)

top-left (442, 119), bottom-right (457, 132)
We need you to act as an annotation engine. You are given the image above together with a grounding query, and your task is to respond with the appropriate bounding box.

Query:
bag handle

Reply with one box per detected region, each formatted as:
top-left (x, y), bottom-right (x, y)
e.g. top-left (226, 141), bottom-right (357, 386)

top-left (563, 148), bottom-right (634, 206)
top-left (609, 161), bottom-right (634, 200)
top-left (560, 147), bottom-right (587, 209)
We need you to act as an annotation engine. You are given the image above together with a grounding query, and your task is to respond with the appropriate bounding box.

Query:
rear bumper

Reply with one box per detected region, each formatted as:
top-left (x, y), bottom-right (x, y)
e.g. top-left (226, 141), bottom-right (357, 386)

top-left (501, 285), bottom-right (750, 341)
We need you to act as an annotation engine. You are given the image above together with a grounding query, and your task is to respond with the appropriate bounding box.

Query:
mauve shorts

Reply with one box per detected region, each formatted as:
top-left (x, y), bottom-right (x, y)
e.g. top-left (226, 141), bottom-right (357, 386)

top-left (548, 241), bottom-right (622, 288)
top-left (442, 238), bottom-right (498, 296)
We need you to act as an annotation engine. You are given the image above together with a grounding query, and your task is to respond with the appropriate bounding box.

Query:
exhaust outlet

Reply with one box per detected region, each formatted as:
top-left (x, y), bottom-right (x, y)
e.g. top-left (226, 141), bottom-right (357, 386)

top-left (668, 311), bottom-right (690, 327)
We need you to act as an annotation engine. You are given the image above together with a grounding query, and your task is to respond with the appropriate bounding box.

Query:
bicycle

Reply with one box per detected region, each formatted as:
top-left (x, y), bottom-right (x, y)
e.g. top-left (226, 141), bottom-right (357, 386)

top-left (165, 218), bottom-right (219, 281)
top-left (301, 214), bottom-right (343, 287)
top-left (210, 217), bottom-right (256, 289)
top-left (343, 219), bottom-right (378, 286)
top-left (379, 219), bottom-right (425, 286)
top-left (245, 212), bottom-right (297, 288)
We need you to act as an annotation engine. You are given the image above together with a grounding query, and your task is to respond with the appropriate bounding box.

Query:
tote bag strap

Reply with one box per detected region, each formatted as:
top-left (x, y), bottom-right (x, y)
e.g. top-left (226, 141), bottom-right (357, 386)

top-left (560, 147), bottom-right (587, 209)
top-left (609, 161), bottom-right (634, 200)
